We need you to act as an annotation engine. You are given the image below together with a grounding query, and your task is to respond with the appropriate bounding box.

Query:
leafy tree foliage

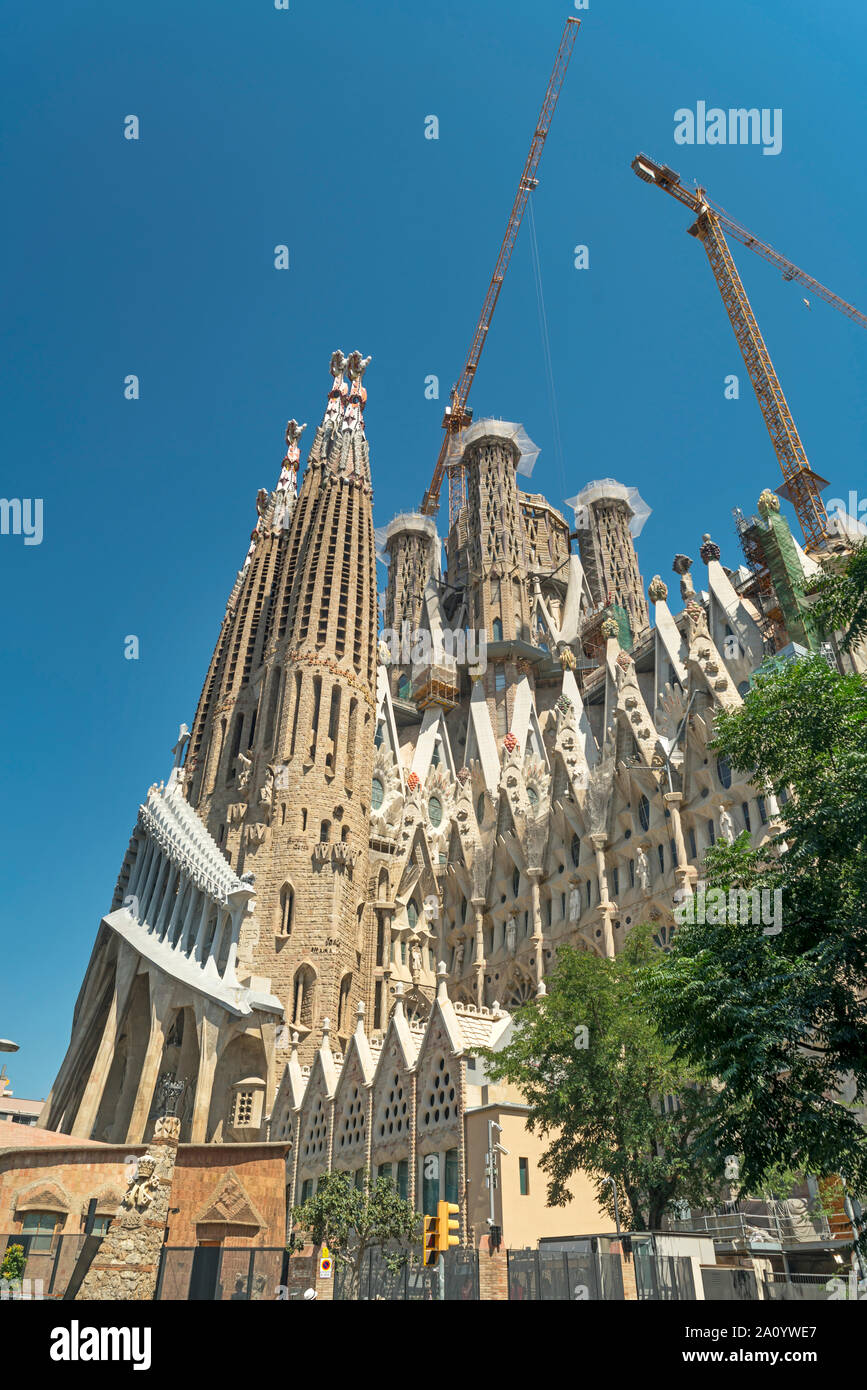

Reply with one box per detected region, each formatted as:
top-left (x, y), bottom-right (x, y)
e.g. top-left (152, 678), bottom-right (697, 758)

top-left (291, 1170), bottom-right (419, 1298)
top-left (481, 925), bottom-right (726, 1230)
top-left (640, 656), bottom-right (867, 1201)
top-left (810, 538), bottom-right (867, 653)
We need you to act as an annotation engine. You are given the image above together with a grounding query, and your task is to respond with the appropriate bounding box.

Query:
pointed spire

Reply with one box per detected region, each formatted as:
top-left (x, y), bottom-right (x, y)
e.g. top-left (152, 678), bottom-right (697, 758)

top-left (437, 960), bottom-right (449, 1004)
top-left (393, 981), bottom-right (405, 1021)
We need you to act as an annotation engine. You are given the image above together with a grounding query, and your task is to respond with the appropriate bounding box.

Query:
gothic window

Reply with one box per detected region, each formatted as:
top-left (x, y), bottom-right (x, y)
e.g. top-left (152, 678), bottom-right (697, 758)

top-left (757, 796), bottom-right (768, 825)
top-left (512, 867), bottom-right (520, 897)
top-left (708, 819), bottom-right (716, 846)
top-left (612, 866), bottom-right (619, 897)
top-left (421, 1055), bottom-right (456, 1130)
top-left (264, 667), bottom-right (282, 749)
top-left (276, 883), bottom-right (294, 936)
top-left (326, 686), bottom-right (341, 769)
top-left (376, 1072), bottom-right (409, 1141)
top-left (741, 801), bottom-right (752, 832)
top-left (638, 795), bottom-right (650, 832)
top-left (428, 796), bottom-right (443, 828)
top-left (688, 827), bottom-right (697, 860)
top-left (338, 974), bottom-right (352, 1033)
top-left (320, 820), bottom-right (331, 843)
top-left (716, 755), bottom-right (732, 790)
top-left (407, 900), bottom-right (419, 929)
top-left (492, 618), bottom-right (503, 642)
top-left (629, 859), bottom-right (635, 888)
top-left (292, 966), bottom-right (316, 1028)
top-left (337, 1084), bottom-right (365, 1154)
top-left (657, 844), bottom-right (665, 875)
top-left (570, 834), bottom-right (581, 867)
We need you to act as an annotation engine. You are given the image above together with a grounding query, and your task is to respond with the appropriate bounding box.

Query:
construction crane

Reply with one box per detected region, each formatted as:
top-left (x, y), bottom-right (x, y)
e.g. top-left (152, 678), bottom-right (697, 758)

top-left (421, 16), bottom-right (581, 526)
top-left (631, 153), bottom-right (866, 550)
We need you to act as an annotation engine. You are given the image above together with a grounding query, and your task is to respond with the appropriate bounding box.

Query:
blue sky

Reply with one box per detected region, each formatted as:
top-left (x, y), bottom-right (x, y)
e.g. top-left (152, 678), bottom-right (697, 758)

top-left (2, 0), bottom-right (865, 1099)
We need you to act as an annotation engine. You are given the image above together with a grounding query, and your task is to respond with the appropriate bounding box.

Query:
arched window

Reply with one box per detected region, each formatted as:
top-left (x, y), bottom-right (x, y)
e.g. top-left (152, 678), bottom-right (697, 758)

top-left (407, 900), bottom-right (419, 929)
top-left (570, 833), bottom-right (581, 867)
top-left (512, 867), bottom-right (520, 897)
top-left (638, 795), bottom-right (650, 832)
top-left (741, 801), bottom-right (752, 832)
top-left (716, 755), bottom-right (732, 790)
top-left (320, 819), bottom-right (331, 843)
top-left (428, 795), bottom-right (442, 828)
top-left (276, 883), bottom-right (294, 936)
top-left (492, 618), bottom-right (503, 642)
top-left (338, 974), bottom-right (352, 1033)
top-left (292, 966), bottom-right (316, 1028)
top-left (398, 674), bottom-right (412, 700)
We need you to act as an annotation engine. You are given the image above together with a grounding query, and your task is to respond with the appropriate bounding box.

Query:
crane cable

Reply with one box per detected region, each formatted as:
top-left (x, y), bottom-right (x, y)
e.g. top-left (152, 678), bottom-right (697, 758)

top-left (528, 194), bottom-right (567, 504)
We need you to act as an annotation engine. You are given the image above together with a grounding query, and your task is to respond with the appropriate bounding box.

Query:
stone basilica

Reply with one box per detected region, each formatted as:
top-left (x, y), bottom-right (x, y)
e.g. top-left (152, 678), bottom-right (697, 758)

top-left (40, 347), bottom-right (855, 1205)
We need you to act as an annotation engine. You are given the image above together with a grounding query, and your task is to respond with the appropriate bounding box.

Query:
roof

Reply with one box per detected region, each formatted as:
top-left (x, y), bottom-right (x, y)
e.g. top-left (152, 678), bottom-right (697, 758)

top-left (0, 1119), bottom-right (109, 1151)
top-left (0, 1097), bottom-right (43, 1118)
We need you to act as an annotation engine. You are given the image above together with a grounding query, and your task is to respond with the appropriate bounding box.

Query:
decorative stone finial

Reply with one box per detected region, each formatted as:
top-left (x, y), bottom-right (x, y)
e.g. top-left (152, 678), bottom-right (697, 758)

top-left (672, 553), bottom-right (696, 601)
top-left (757, 488), bottom-right (781, 517)
top-left (456, 766), bottom-right (471, 786)
top-left (503, 731), bottom-right (518, 754)
top-left (699, 534), bottom-right (721, 564)
top-left (648, 575), bottom-right (668, 603)
top-left (321, 1017), bottom-right (330, 1043)
top-left (355, 999), bottom-right (365, 1033)
top-left (600, 617), bottom-right (620, 641)
top-left (558, 645), bottom-right (577, 670)
top-left (437, 960), bottom-right (449, 1003)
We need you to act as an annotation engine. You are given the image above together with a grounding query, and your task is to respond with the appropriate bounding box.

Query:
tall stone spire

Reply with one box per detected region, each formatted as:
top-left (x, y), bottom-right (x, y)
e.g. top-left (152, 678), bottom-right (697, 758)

top-left (185, 350), bottom-right (379, 1063)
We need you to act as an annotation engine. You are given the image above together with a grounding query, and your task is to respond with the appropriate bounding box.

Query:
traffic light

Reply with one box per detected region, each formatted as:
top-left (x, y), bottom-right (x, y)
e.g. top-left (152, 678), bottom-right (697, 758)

top-left (437, 1201), bottom-right (460, 1251)
top-left (423, 1214), bottom-right (438, 1266)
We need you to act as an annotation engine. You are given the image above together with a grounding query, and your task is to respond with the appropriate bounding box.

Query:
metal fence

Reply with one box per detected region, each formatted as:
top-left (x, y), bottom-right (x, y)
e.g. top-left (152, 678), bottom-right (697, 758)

top-left (333, 1246), bottom-right (479, 1301)
top-left (1, 1234), bottom-right (88, 1299)
top-left (763, 1271), bottom-right (862, 1302)
top-left (700, 1265), bottom-right (759, 1300)
top-left (155, 1246), bottom-right (287, 1301)
top-left (634, 1245), bottom-right (696, 1300)
top-left (507, 1247), bottom-right (624, 1301)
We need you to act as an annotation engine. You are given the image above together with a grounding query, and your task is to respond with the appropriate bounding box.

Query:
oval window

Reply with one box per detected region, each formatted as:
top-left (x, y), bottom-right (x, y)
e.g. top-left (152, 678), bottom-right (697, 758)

top-left (429, 795), bottom-right (442, 828)
top-left (371, 777), bottom-right (384, 810)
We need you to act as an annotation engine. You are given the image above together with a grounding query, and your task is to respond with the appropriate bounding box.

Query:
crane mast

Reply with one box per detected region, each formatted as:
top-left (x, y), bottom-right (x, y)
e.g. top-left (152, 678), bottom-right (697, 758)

top-left (421, 16), bottom-right (581, 526)
top-left (631, 154), bottom-right (864, 550)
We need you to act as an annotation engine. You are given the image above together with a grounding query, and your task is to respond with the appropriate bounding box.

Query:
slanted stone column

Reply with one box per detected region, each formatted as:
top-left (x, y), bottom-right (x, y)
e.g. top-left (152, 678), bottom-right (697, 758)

top-left (70, 953), bottom-right (138, 1141)
top-left (664, 791), bottom-right (695, 896)
top-left (590, 834), bottom-right (615, 959)
top-left (76, 1116), bottom-right (181, 1301)
top-left (472, 898), bottom-right (486, 1007)
top-left (528, 870), bottom-right (545, 984)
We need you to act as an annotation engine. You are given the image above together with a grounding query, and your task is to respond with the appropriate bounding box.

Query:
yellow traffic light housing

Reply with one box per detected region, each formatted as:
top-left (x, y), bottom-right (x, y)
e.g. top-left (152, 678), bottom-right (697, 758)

top-left (437, 1201), bottom-right (460, 1250)
top-left (423, 1214), bottom-right (438, 1266)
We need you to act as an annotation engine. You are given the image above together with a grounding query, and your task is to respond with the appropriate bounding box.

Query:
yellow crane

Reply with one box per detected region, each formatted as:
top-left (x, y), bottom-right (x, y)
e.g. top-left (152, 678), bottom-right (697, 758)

top-left (632, 153), bottom-right (866, 550)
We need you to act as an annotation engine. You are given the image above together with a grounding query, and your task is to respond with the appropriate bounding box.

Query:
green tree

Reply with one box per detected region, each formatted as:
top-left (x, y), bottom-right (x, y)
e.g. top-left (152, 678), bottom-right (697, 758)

top-left (809, 538), bottom-right (867, 653)
top-left (1, 1244), bottom-right (25, 1289)
top-left (639, 655), bottom-right (867, 1203)
top-left (291, 1171), bottom-right (420, 1299)
top-left (481, 925), bottom-right (726, 1230)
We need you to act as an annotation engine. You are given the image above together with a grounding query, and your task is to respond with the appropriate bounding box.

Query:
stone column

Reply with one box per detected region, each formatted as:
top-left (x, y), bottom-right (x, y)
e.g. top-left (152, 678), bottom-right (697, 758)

top-left (193, 895), bottom-right (212, 964)
top-left (664, 791), bottom-right (695, 896)
top-left (125, 986), bottom-right (169, 1143)
top-left (175, 885), bottom-right (200, 954)
top-left (125, 832), bottom-right (150, 901)
top-left (590, 834), bottom-right (615, 959)
top-left (69, 953), bottom-right (138, 1140)
top-left (472, 899), bottom-right (486, 1007)
top-left (190, 1014), bottom-right (220, 1145)
top-left (528, 870), bottom-right (544, 985)
top-left (141, 846), bottom-right (164, 923)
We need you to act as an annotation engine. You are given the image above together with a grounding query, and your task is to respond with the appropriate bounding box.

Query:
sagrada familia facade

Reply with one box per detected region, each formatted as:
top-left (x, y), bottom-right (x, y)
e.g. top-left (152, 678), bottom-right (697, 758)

top-left (39, 348), bottom-right (859, 1205)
